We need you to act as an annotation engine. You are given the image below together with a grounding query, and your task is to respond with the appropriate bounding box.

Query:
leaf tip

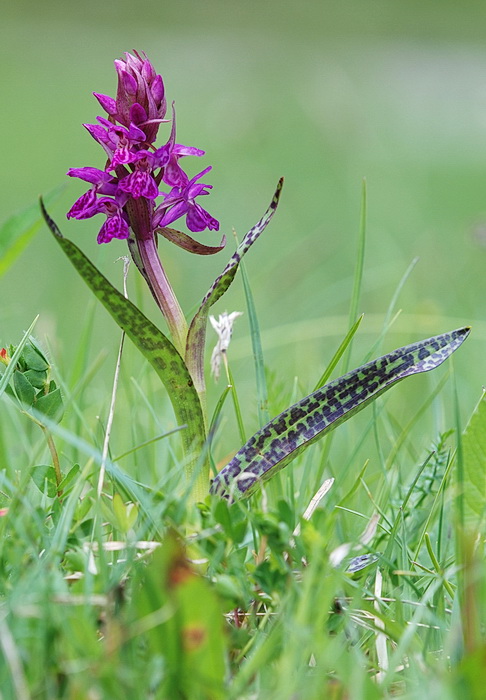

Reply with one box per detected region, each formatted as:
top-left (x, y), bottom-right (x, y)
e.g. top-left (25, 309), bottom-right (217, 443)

top-left (454, 326), bottom-right (472, 344)
top-left (39, 197), bottom-right (63, 239)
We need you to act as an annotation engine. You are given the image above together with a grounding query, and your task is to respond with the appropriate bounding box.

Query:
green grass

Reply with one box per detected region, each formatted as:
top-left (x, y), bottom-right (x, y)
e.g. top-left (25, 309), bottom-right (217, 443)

top-left (0, 205), bottom-right (484, 698)
top-left (2, 4), bottom-right (485, 692)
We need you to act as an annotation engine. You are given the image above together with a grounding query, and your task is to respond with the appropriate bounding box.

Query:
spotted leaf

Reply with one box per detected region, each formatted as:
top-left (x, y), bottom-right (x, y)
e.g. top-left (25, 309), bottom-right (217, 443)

top-left (211, 327), bottom-right (470, 501)
top-left (41, 200), bottom-right (207, 491)
top-left (185, 178), bottom-right (284, 397)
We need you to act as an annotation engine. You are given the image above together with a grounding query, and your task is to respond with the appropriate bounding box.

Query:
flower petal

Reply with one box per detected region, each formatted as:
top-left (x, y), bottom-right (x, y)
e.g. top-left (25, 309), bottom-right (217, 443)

top-left (97, 214), bottom-right (129, 244)
top-left (93, 92), bottom-right (117, 115)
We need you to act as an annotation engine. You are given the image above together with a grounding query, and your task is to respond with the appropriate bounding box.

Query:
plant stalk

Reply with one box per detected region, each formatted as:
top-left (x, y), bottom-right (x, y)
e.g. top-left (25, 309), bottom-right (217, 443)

top-left (42, 426), bottom-right (63, 489)
top-left (126, 198), bottom-right (188, 355)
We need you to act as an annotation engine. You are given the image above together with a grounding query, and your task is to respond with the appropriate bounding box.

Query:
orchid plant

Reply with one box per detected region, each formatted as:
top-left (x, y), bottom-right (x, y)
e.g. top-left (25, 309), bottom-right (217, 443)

top-left (41, 51), bottom-right (469, 506)
top-left (65, 52), bottom-right (219, 355)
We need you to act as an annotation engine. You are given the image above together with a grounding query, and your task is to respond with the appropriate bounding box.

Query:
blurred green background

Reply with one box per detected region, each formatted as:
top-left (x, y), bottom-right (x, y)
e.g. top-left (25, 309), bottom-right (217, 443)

top-left (1, 0), bottom-right (485, 460)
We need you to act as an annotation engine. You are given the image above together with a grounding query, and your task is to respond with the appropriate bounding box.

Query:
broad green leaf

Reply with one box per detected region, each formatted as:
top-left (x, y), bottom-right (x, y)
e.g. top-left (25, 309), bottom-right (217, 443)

top-left (211, 327), bottom-right (470, 501)
top-left (462, 390), bottom-right (486, 533)
top-left (213, 498), bottom-right (247, 544)
top-left (185, 178), bottom-right (283, 397)
top-left (35, 387), bottom-right (64, 422)
top-left (0, 187), bottom-right (63, 276)
top-left (41, 201), bottom-right (207, 497)
top-left (112, 493), bottom-right (138, 533)
top-left (23, 369), bottom-right (47, 390)
top-left (22, 342), bottom-right (49, 371)
top-left (13, 370), bottom-right (36, 406)
top-left (31, 465), bottom-right (58, 498)
top-left (57, 463), bottom-right (80, 492)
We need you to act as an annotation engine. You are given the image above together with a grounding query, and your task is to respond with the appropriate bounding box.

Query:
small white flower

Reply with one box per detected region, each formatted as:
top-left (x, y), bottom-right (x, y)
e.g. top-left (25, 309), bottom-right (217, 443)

top-left (209, 311), bottom-right (243, 380)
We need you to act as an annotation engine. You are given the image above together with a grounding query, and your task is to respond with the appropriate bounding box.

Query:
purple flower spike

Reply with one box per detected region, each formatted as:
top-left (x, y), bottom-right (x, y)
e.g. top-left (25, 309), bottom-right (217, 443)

top-left (67, 50), bottom-right (219, 246)
top-left (66, 50), bottom-right (224, 357)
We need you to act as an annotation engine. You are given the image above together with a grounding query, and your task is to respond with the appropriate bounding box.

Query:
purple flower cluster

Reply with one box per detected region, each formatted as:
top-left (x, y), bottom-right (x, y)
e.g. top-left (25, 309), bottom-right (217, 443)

top-left (67, 51), bottom-right (219, 244)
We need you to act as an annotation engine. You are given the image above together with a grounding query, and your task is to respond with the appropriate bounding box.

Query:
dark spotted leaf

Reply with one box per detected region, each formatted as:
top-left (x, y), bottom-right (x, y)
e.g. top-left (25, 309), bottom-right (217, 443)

top-left (40, 201), bottom-right (207, 494)
top-left (346, 553), bottom-right (379, 575)
top-left (211, 327), bottom-right (470, 501)
top-left (185, 178), bottom-right (283, 396)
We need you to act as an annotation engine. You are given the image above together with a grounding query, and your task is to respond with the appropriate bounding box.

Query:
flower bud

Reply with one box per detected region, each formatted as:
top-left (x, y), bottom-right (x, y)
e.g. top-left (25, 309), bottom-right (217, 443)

top-left (111, 51), bottom-right (167, 144)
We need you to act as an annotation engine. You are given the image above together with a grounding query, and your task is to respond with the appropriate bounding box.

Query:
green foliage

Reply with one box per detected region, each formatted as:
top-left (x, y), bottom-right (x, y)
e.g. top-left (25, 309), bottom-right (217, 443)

top-left (0, 324), bottom-right (483, 698)
top-left (0, 187), bottom-right (63, 277)
top-left (30, 464), bottom-right (59, 497)
top-left (41, 200), bottom-right (208, 500)
top-left (212, 327), bottom-right (470, 500)
top-left (0, 317), bottom-right (39, 399)
top-left (0, 143), bottom-right (475, 700)
top-left (462, 390), bottom-right (486, 533)
top-left (40, 182), bottom-right (284, 504)
top-left (0, 186), bottom-right (469, 699)
top-left (1, 334), bottom-right (64, 423)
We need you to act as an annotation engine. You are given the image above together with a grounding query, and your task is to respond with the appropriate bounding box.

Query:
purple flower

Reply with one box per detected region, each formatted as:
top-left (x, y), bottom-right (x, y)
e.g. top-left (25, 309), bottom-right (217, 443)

top-left (67, 166), bottom-right (118, 190)
top-left (67, 168), bottom-right (119, 219)
top-left (67, 189), bottom-right (99, 220)
top-left (92, 197), bottom-right (130, 244)
top-left (154, 167), bottom-right (219, 233)
top-left (117, 151), bottom-right (159, 199)
top-left (67, 51), bottom-right (219, 244)
top-left (84, 118), bottom-right (146, 166)
top-left (97, 209), bottom-right (130, 244)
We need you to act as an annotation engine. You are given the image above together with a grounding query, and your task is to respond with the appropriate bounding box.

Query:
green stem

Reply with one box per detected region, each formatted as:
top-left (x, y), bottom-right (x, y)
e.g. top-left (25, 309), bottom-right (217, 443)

top-left (126, 198), bottom-right (188, 355)
top-left (224, 356), bottom-right (246, 444)
top-left (23, 409), bottom-right (63, 490)
top-left (425, 532), bottom-right (455, 599)
top-left (42, 427), bottom-right (63, 488)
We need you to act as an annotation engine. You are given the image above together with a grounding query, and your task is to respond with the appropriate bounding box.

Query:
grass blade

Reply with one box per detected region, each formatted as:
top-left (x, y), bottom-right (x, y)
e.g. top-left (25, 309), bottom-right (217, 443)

top-left (462, 389), bottom-right (486, 534)
top-left (342, 178), bottom-right (366, 373)
top-left (313, 314), bottom-right (364, 392)
top-left (0, 187), bottom-right (63, 277)
top-left (239, 259), bottom-right (270, 426)
top-left (0, 316), bottom-right (39, 398)
top-left (211, 327), bottom-right (470, 500)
